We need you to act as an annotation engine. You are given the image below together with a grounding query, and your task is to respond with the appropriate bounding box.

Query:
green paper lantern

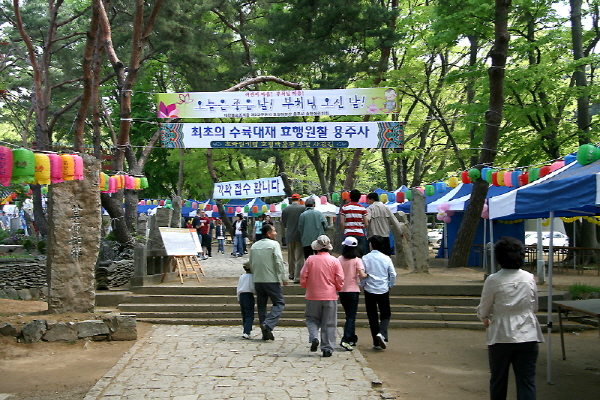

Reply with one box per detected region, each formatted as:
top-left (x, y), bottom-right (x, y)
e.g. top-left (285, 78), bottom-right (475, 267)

top-left (528, 168), bottom-right (540, 183)
top-left (425, 185), bottom-right (435, 196)
top-left (405, 189), bottom-right (412, 201)
top-left (576, 144), bottom-right (600, 165)
top-left (486, 168), bottom-right (496, 184)
top-left (11, 148), bottom-right (36, 184)
top-left (468, 168), bottom-right (481, 180)
top-left (331, 192), bottom-right (340, 202)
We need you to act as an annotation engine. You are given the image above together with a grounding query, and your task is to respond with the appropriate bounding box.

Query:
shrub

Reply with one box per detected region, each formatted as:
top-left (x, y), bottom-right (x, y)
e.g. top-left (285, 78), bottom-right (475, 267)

top-left (37, 240), bottom-right (47, 254)
top-left (569, 283), bottom-right (600, 300)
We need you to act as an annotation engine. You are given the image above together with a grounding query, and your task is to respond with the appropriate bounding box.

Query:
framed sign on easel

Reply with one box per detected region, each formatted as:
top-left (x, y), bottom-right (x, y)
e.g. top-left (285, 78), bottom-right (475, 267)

top-left (158, 228), bottom-right (206, 283)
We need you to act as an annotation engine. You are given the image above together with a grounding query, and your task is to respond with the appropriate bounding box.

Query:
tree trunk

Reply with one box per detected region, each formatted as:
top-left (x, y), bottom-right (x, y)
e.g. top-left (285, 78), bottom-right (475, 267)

top-left (570, 0), bottom-right (591, 145)
top-left (343, 149), bottom-right (363, 190)
top-left (448, 0), bottom-right (511, 268)
top-left (275, 154), bottom-right (292, 197)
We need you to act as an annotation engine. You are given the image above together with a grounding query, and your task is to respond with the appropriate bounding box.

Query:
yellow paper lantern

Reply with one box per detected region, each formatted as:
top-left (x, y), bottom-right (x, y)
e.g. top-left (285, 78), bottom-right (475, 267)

top-left (61, 154), bottom-right (75, 181)
top-left (34, 153), bottom-right (51, 185)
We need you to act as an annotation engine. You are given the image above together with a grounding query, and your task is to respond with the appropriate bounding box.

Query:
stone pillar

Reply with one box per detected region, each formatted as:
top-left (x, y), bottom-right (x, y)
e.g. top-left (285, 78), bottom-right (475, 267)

top-left (132, 214), bottom-right (149, 286)
top-left (170, 196), bottom-right (182, 228)
top-left (148, 208), bottom-right (172, 252)
top-left (47, 155), bottom-right (101, 313)
top-left (393, 211), bottom-right (414, 270)
top-left (410, 189), bottom-right (429, 273)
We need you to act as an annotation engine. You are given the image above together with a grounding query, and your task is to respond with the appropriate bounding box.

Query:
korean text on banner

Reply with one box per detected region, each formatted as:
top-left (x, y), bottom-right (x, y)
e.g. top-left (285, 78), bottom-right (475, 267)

top-left (214, 177), bottom-right (285, 199)
top-left (157, 88), bottom-right (399, 119)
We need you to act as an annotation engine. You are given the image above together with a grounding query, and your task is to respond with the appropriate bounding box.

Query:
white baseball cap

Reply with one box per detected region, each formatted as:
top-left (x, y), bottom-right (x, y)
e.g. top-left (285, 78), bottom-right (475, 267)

top-left (342, 236), bottom-right (358, 247)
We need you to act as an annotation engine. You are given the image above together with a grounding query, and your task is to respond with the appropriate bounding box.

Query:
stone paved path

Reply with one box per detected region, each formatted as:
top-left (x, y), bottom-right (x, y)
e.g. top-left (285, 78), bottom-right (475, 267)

top-left (84, 325), bottom-right (392, 400)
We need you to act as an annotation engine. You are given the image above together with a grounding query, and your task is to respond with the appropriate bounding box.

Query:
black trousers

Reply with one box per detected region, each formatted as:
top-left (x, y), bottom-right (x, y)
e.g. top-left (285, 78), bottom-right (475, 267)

top-left (488, 341), bottom-right (538, 400)
top-left (363, 290), bottom-right (391, 346)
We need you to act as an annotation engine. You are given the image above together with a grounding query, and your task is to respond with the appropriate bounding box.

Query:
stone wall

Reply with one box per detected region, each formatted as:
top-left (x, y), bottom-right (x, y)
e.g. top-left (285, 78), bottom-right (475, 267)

top-left (0, 257), bottom-right (47, 291)
top-left (0, 314), bottom-right (137, 343)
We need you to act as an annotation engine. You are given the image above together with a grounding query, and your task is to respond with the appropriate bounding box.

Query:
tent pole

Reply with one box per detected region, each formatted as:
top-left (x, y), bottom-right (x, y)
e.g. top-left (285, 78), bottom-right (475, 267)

top-left (490, 220), bottom-right (495, 274)
top-left (547, 211), bottom-right (554, 384)
top-left (537, 219), bottom-right (545, 284)
top-left (443, 222), bottom-right (448, 268)
top-left (483, 218), bottom-right (487, 275)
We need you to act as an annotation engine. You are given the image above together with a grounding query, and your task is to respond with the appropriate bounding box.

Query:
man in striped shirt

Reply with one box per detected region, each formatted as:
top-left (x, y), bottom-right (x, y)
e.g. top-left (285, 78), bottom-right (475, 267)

top-left (340, 189), bottom-right (369, 256)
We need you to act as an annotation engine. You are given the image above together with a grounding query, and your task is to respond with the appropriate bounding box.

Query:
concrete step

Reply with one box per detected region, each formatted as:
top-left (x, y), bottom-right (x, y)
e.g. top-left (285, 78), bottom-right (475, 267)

top-left (129, 284), bottom-right (484, 297)
top-left (127, 316), bottom-right (486, 330)
top-left (119, 294), bottom-right (481, 307)
top-left (117, 302), bottom-right (476, 313)
top-left (117, 309), bottom-right (482, 321)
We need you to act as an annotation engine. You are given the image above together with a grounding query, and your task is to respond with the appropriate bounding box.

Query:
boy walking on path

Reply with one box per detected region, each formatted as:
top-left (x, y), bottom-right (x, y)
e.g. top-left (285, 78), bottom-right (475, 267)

top-left (300, 235), bottom-right (344, 357)
top-left (249, 224), bottom-right (288, 341)
top-left (361, 235), bottom-right (396, 350)
top-left (237, 263), bottom-right (255, 339)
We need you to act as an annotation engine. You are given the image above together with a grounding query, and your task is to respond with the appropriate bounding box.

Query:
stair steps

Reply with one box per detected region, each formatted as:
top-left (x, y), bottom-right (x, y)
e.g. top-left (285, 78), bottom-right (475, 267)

top-left (116, 284), bottom-right (588, 331)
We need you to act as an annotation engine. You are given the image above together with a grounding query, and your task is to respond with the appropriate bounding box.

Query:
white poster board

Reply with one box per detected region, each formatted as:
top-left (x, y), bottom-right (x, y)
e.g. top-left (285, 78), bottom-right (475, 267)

top-left (159, 227), bottom-right (201, 256)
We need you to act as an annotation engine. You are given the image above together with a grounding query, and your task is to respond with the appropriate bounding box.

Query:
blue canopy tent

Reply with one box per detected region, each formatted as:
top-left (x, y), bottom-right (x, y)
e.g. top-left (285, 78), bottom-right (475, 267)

top-left (489, 160), bottom-right (600, 220)
top-left (421, 183), bottom-right (523, 265)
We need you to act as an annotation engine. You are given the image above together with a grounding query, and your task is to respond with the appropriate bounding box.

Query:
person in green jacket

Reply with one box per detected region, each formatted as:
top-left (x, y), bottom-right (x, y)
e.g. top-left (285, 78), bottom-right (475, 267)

top-left (298, 198), bottom-right (329, 261)
top-left (249, 223), bottom-right (288, 340)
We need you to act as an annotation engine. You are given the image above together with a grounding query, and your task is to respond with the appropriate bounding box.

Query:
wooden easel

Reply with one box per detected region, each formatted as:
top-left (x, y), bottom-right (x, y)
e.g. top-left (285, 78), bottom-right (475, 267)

top-left (161, 255), bottom-right (205, 283)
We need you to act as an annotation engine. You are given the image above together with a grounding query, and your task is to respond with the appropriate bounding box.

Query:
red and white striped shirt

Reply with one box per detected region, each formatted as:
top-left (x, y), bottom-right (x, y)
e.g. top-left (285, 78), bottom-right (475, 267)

top-left (340, 202), bottom-right (367, 236)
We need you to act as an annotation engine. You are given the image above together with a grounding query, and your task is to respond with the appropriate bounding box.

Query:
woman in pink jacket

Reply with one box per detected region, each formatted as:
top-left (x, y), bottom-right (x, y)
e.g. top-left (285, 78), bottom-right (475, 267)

top-left (300, 235), bottom-right (344, 357)
top-left (338, 236), bottom-right (367, 351)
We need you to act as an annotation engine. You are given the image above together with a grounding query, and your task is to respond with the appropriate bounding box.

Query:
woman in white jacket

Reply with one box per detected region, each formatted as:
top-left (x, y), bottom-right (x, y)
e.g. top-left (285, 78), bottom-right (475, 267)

top-left (477, 236), bottom-right (544, 400)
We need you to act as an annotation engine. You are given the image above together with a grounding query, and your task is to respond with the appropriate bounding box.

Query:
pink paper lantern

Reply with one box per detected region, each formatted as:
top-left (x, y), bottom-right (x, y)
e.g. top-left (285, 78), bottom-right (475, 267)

top-left (72, 154), bottom-right (84, 180)
top-left (270, 204), bottom-right (276, 212)
top-left (0, 146), bottom-right (12, 186)
top-left (359, 194), bottom-right (367, 203)
top-left (108, 177), bottom-right (117, 193)
top-left (212, 205), bottom-right (218, 212)
top-left (550, 160), bottom-right (564, 171)
top-left (192, 202), bottom-right (198, 209)
top-left (125, 175), bottom-right (136, 189)
top-left (47, 153), bottom-right (64, 184)
top-left (236, 206), bottom-right (242, 213)
top-left (320, 196), bottom-right (327, 205)
top-left (140, 200), bottom-right (146, 205)
top-left (504, 171), bottom-right (513, 187)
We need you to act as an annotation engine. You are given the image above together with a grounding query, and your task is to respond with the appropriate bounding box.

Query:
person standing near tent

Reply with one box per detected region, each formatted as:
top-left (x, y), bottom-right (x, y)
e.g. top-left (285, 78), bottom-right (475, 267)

top-left (477, 236), bottom-right (544, 400)
top-left (298, 198), bottom-right (329, 260)
top-left (232, 213), bottom-right (248, 257)
top-left (215, 219), bottom-right (226, 254)
top-left (254, 214), bottom-right (265, 242)
top-left (366, 192), bottom-right (404, 256)
top-left (249, 223), bottom-right (288, 341)
top-left (282, 194), bottom-right (306, 281)
top-left (340, 189), bottom-right (369, 256)
top-left (193, 210), bottom-right (212, 260)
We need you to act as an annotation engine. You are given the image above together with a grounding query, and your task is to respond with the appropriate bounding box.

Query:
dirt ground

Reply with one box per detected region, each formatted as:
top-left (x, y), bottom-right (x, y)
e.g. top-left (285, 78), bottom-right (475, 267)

top-left (1, 298), bottom-right (599, 400)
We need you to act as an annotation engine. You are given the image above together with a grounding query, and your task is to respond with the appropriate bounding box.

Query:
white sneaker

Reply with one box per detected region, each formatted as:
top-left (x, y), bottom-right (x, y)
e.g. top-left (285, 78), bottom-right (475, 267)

top-left (376, 333), bottom-right (387, 349)
top-left (340, 342), bottom-right (354, 351)
top-left (242, 333), bottom-right (251, 339)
